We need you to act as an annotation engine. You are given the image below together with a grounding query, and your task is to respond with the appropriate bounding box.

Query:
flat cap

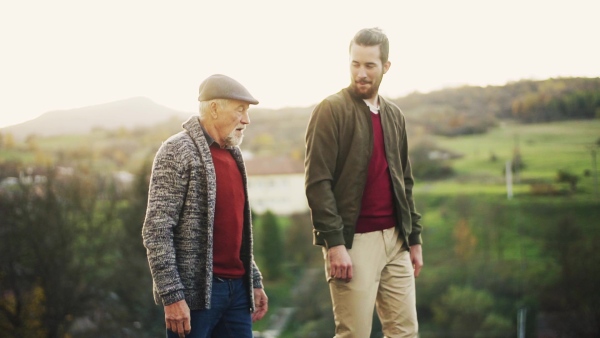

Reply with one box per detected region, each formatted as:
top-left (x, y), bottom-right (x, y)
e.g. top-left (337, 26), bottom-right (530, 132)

top-left (198, 74), bottom-right (259, 105)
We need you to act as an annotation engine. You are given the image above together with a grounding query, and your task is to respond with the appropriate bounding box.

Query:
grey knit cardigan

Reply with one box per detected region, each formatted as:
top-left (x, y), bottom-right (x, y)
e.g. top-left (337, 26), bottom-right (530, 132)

top-left (142, 115), bottom-right (263, 311)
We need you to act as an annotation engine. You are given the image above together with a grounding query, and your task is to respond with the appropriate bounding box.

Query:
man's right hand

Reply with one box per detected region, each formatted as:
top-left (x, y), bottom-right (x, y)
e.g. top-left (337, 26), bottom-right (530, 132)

top-left (165, 299), bottom-right (191, 338)
top-left (328, 245), bottom-right (353, 282)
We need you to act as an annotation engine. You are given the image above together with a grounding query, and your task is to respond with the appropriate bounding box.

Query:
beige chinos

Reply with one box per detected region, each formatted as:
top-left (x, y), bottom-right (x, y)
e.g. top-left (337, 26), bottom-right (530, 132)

top-left (323, 227), bottom-right (418, 338)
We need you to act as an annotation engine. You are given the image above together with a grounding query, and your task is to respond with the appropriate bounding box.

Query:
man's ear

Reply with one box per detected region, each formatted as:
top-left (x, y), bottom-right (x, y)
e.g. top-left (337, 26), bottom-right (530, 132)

top-left (210, 101), bottom-right (219, 119)
top-left (383, 61), bottom-right (391, 74)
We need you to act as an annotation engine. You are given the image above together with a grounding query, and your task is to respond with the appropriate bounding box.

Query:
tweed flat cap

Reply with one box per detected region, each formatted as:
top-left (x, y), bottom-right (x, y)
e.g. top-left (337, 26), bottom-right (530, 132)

top-left (198, 74), bottom-right (259, 105)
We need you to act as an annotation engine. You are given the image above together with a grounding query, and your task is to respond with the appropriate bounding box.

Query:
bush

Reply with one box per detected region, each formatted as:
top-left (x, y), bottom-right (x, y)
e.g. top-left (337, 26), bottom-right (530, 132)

top-left (409, 138), bottom-right (456, 180)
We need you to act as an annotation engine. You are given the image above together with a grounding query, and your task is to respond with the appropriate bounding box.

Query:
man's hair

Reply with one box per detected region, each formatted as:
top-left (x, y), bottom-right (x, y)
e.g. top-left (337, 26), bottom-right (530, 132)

top-left (349, 27), bottom-right (389, 64)
top-left (199, 99), bottom-right (227, 118)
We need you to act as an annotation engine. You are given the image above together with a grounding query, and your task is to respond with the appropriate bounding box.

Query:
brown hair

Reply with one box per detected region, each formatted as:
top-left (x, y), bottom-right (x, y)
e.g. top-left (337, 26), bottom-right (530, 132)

top-left (349, 27), bottom-right (389, 64)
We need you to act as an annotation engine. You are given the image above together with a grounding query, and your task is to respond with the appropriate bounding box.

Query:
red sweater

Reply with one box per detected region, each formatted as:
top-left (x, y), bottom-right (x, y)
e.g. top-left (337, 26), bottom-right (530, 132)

top-left (355, 112), bottom-right (396, 233)
top-left (210, 144), bottom-right (246, 278)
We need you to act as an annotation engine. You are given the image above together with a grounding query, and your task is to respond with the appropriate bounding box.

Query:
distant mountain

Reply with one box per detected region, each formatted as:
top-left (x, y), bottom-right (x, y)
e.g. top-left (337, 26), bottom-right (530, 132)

top-left (1, 97), bottom-right (191, 140)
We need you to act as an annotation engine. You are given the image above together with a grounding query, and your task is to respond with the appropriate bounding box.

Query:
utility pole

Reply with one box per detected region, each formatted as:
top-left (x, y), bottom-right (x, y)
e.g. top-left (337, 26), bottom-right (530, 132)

top-left (591, 148), bottom-right (598, 199)
top-left (518, 307), bottom-right (527, 338)
top-left (506, 160), bottom-right (513, 200)
top-left (514, 133), bottom-right (521, 184)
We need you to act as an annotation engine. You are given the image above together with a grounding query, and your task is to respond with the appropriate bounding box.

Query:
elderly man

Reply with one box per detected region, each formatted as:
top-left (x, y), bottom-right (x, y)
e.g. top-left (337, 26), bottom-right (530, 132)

top-left (142, 74), bottom-right (268, 338)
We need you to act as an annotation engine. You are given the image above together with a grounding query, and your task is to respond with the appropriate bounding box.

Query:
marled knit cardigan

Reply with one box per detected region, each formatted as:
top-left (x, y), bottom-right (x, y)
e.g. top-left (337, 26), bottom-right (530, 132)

top-left (142, 115), bottom-right (263, 311)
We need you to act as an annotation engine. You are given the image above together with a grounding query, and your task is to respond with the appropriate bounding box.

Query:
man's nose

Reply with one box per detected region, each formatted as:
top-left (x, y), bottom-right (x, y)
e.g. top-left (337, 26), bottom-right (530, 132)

top-left (241, 111), bottom-right (251, 124)
top-left (357, 67), bottom-right (368, 78)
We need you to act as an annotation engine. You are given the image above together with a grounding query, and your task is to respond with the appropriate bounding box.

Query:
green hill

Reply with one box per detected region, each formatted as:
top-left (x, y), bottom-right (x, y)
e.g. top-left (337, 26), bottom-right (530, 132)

top-left (417, 119), bottom-right (600, 196)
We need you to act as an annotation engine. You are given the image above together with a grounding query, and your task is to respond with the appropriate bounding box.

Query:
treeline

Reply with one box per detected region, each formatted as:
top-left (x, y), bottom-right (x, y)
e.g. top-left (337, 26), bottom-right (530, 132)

top-left (0, 161), bottom-right (318, 337)
top-left (0, 163), bottom-right (163, 337)
top-left (415, 195), bottom-right (600, 337)
top-left (245, 77), bottom-right (600, 159)
top-left (511, 79), bottom-right (600, 122)
top-left (1, 156), bottom-right (599, 336)
top-left (393, 77), bottom-right (600, 136)
top-left (282, 194), bottom-right (600, 337)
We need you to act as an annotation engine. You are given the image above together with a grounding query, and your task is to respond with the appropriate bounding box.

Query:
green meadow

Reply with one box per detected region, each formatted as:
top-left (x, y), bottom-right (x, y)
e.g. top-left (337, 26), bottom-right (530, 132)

top-left (423, 119), bottom-right (600, 196)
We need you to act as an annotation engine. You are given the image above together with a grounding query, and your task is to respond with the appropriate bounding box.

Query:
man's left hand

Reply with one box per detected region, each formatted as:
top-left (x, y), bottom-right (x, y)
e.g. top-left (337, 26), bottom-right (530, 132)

top-left (410, 244), bottom-right (423, 278)
top-left (252, 288), bottom-right (268, 322)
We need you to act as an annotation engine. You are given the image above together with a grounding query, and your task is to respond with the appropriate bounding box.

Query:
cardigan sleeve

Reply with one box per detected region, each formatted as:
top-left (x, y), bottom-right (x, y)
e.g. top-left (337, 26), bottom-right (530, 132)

top-left (251, 261), bottom-right (264, 288)
top-left (142, 140), bottom-right (189, 305)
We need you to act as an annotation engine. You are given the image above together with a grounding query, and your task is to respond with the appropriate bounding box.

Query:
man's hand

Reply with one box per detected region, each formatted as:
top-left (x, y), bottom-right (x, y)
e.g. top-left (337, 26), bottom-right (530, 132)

top-left (410, 244), bottom-right (423, 278)
top-left (328, 245), bottom-right (353, 282)
top-left (252, 288), bottom-right (269, 322)
top-left (164, 299), bottom-right (191, 338)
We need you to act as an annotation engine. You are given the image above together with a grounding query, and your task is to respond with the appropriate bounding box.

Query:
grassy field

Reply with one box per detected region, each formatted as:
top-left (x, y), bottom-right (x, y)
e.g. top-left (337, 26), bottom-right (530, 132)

top-left (423, 119), bottom-right (600, 197)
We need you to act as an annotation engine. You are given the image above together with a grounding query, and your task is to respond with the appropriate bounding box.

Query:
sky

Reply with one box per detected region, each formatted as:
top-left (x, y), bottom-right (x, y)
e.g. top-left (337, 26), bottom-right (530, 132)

top-left (1, 0), bottom-right (599, 128)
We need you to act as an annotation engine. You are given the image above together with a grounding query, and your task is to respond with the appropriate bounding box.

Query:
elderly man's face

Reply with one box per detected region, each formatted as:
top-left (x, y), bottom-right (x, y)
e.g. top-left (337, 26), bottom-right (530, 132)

top-left (214, 99), bottom-right (251, 147)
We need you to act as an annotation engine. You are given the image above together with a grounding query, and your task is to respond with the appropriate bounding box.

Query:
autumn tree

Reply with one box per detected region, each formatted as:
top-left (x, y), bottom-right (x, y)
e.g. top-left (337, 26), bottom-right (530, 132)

top-left (0, 167), bottom-right (123, 338)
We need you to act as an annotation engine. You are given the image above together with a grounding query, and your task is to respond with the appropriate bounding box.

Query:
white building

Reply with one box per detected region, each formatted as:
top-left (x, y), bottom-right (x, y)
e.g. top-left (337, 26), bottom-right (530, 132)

top-left (245, 156), bottom-right (308, 215)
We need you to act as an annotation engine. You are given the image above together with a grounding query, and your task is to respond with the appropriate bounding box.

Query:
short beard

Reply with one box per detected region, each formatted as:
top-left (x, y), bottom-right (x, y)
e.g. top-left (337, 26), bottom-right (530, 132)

top-left (223, 130), bottom-right (244, 147)
top-left (351, 83), bottom-right (379, 99)
top-left (351, 73), bottom-right (383, 99)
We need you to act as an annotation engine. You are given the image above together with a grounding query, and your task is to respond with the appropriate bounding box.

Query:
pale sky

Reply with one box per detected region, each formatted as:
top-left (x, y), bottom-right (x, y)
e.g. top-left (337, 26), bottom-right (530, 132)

top-left (1, 0), bottom-right (599, 128)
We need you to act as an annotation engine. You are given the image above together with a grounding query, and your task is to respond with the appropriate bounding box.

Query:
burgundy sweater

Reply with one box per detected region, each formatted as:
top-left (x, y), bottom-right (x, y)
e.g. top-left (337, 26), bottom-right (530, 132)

top-left (355, 111), bottom-right (396, 233)
top-left (210, 144), bottom-right (245, 278)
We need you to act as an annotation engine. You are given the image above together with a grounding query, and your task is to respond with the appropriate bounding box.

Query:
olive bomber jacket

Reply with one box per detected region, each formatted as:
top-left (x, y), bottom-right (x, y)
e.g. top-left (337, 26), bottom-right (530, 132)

top-left (142, 115), bottom-right (263, 311)
top-left (304, 87), bottom-right (423, 249)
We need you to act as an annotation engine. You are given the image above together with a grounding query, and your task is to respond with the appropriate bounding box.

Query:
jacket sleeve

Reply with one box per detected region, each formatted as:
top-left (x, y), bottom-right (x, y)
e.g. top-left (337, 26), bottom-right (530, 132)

top-left (304, 100), bottom-right (345, 248)
top-left (142, 141), bottom-right (188, 305)
top-left (399, 115), bottom-right (423, 246)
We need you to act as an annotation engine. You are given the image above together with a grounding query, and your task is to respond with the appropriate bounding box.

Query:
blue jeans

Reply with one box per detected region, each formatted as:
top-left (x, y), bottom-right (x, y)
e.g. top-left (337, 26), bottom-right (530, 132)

top-left (166, 277), bottom-right (252, 338)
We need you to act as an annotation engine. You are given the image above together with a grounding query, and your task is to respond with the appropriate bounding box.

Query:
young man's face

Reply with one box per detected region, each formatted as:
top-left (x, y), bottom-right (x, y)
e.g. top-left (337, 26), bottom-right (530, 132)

top-left (349, 43), bottom-right (391, 100)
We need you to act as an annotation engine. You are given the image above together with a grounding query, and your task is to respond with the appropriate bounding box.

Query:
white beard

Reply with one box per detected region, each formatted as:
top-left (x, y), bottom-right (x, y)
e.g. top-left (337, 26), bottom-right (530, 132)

top-left (223, 125), bottom-right (245, 147)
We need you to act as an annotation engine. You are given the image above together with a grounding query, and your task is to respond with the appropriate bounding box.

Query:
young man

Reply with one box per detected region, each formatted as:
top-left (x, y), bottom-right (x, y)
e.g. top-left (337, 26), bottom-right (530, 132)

top-left (304, 28), bottom-right (423, 337)
top-left (143, 74), bottom-right (268, 338)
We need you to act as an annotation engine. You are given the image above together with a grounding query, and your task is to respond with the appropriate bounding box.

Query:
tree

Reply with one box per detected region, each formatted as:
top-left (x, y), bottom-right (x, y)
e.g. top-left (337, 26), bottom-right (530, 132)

top-left (284, 212), bottom-right (320, 270)
top-left (110, 159), bottom-right (164, 337)
top-left (453, 218), bottom-right (477, 262)
top-left (2, 132), bottom-right (16, 149)
top-left (556, 169), bottom-right (579, 192)
top-left (409, 137), bottom-right (455, 180)
top-left (259, 210), bottom-right (284, 280)
top-left (432, 285), bottom-right (512, 337)
top-left (0, 167), bottom-right (122, 338)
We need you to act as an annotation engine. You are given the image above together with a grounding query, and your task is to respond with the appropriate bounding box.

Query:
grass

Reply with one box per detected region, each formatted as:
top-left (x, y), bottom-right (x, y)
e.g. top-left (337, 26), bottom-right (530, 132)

top-left (422, 119), bottom-right (600, 197)
top-left (0, 149), bottom-right (36, 163)
top-left (415, 180), bottom-right (530, 196)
